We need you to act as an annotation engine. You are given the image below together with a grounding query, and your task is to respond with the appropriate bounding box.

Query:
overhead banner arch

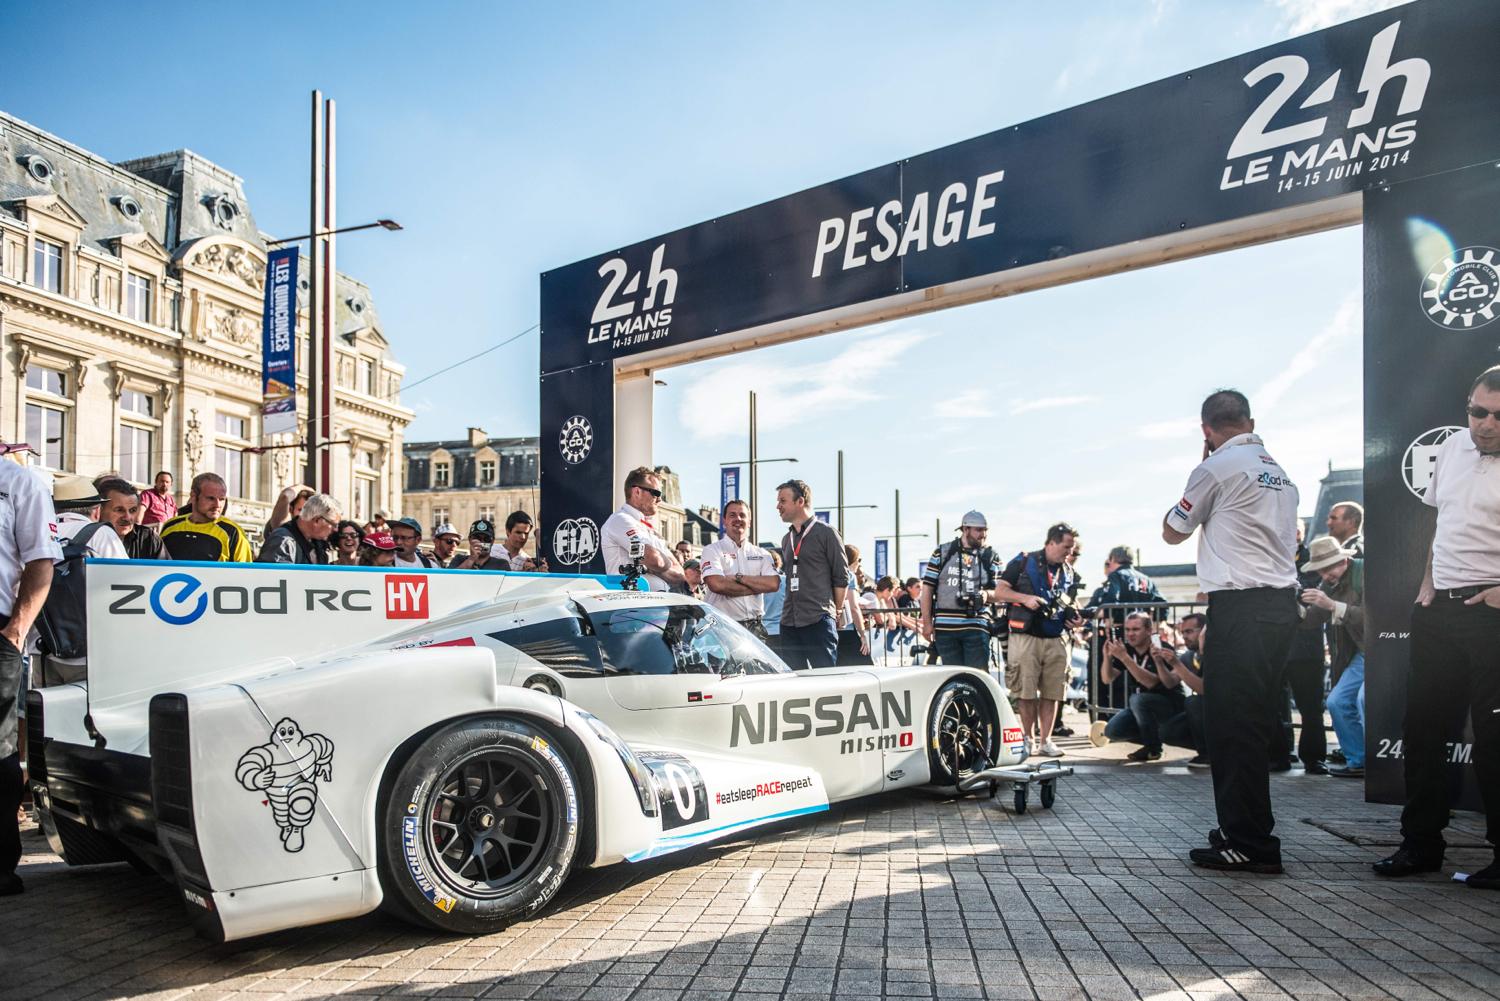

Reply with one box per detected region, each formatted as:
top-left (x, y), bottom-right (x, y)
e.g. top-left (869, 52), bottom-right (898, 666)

top-left (540, 0), bottom-right (1500, 807)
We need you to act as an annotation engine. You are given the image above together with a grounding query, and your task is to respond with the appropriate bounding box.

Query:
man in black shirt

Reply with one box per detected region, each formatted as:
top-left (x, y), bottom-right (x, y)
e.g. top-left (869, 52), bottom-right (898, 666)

top-left (256, 493), bottom-right (339, 564)
top-left (96, 478), bottom-right (169, 560)
top-left (997, 522), bottom-right (1080, 757)
top-left (1099, 612), bottom-right (1186, 761)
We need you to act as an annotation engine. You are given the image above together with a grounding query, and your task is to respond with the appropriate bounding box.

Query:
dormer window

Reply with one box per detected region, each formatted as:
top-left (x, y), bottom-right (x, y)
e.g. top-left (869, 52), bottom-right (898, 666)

top-left (115, 195), bottom-right (142, 220)
top-left (22, 154), bottom-right (53, 183)
top-left (210, 193), bottom-right (240, 229)
top-left (433, 460), bottom-right (451, 488)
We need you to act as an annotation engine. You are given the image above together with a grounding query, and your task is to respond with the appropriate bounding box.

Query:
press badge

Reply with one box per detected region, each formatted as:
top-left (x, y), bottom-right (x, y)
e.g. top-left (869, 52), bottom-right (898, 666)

top-left (789, 574), bottom-right (800, 593)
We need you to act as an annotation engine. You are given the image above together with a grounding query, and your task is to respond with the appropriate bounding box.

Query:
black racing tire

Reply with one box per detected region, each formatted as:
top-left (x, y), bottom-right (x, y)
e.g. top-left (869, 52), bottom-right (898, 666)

top-left (378, 717), bottom-right (580, 935)
top-left (927, 677), bottom-right (1000, 790)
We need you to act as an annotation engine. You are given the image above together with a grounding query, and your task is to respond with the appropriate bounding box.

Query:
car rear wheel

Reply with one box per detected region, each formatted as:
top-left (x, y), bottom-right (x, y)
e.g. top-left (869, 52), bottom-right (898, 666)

top-left (379, 718), bottom-right (580, 934)
top-left (928, 678), bottom-right (999, 789)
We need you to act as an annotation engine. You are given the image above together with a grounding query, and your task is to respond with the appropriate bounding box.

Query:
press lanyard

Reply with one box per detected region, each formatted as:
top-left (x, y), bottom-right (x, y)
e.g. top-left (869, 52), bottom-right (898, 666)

top-left (787, 519), bottom-right (816, 569)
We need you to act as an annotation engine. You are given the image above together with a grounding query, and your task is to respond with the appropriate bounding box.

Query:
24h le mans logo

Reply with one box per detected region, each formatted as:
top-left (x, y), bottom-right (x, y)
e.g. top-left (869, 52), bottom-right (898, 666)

top-left (1421, 247), bottom-right (1499, 329)
top-left (559, 415), bottom-right (593, 464)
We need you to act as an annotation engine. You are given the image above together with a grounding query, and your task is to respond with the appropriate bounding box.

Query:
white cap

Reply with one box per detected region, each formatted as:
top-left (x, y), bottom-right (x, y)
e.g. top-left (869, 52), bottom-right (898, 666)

top-left (960, 510), bottom-right (988, 529)
top-left (433, 522), bottom-right (460, 539)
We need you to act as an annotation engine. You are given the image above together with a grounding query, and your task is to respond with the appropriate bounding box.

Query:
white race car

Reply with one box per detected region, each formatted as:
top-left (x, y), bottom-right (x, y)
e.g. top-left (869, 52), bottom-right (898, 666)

top-left (30, 562), bottom-right (1061, 942)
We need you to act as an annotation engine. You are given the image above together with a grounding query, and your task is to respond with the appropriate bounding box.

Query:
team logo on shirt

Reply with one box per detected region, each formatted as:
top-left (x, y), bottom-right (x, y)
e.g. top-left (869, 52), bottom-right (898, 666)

top-left (1401, 426), bottom-right (1464, 499)
top-left (559, 415), bottom-right (593, 465)
top-left (1421, 247), bottom-right (1499, 329)
top-left (553, 517), bottom-right (600, 567)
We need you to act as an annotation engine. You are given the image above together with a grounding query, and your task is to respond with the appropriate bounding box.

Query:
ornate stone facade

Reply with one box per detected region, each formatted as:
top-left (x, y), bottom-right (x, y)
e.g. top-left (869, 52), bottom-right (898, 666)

top-left (0, 112), bottom-right (413, 535)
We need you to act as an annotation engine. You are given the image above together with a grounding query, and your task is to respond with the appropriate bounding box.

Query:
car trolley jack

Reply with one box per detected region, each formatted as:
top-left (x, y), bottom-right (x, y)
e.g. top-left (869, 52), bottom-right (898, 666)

top-left (956, 759), bottom-right (1073, 814)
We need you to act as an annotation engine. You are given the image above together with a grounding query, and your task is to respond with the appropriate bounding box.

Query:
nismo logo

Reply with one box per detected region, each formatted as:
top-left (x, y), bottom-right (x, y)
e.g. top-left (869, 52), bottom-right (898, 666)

top-left (729, 692), bottom-right (911, 747)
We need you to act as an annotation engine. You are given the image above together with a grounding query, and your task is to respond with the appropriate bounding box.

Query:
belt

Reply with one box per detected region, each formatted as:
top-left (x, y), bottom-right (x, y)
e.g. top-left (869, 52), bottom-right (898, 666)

top-left (1438, 584), bottom-right (1500, 600)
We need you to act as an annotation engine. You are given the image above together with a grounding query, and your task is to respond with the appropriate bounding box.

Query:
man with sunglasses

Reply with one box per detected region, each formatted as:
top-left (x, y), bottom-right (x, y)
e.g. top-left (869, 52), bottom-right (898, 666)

top-left (1376, 365), bottom-right (1500, 890)
top-left (601, 466), bottom-right (685, 591)
top-left (255, 493), bottom-right (340, 564)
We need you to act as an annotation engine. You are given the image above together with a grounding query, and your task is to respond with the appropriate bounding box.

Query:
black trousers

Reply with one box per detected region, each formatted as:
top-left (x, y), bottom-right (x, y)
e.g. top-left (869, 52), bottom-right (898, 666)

top-left (1203, 587), bottom-right (1298, 860)
top-left (1277, 655), bottom-right (1328, 766)
top-left (1401, 597), bottom-right (1500, 854)
top-left (1, 621), bottom-right (21, 878)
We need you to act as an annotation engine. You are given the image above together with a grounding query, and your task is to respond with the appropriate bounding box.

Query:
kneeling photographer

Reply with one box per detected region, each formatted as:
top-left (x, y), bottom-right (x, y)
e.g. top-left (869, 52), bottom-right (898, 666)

top-left (918, 511), bottom-right (1003, 669)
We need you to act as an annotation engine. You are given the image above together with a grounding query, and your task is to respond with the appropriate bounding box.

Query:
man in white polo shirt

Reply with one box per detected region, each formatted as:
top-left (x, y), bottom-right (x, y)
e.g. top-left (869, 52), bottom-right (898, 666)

top-left (601, 466), bottom-right (685, 592)
top-left (1375, 365), bottom-right (1500, 890)
top-left (1, 457), bottom-right (63, 896)
top-left (700, 500), bottom-right (780, 639)
top-left (1162, 389), bottom-right (1299, 874)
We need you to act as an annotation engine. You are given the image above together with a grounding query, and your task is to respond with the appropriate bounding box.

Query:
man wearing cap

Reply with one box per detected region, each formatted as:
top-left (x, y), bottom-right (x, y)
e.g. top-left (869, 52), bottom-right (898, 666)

top-left (450, 519), bottom-right (509, 571)
top-left (358, 530), bottom-right (397, 567)
top-left (701, 500), bottom-right (780, 640)
top-left (1162, 389), bottom-right (1299, 874)
top-left (431, 522), bottom-right (461, 567)
top-left (918, 511), bottom-right (1002, 671)
top-left (390, 517), bottom-right (440, 569)
top-left (1, 453), bottom-right (63, 896)
top-left (1375, 365), bottom-right (1500, 889)
top-left (256, 493), bottom-right (340, 565)
top-left (1298, 536), bottom-right (1365, 778)
top-left (601, 467), bottom-right (685, 591)
top-left (38, 476), bottom-right (126, 687)
top-left (160, 472), bottom-right (253, 563)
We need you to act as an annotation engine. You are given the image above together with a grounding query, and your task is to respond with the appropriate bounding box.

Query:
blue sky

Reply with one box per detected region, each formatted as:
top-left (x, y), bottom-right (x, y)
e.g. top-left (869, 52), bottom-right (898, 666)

top-left (12, 0), bottom-right (1397, 576)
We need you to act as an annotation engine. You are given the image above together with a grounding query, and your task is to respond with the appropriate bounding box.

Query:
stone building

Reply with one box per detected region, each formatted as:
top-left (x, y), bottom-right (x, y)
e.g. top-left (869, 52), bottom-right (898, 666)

top-left (0, 111), bottom-right (411, 535)
top-left (403, 429), bottom-right (540, 535)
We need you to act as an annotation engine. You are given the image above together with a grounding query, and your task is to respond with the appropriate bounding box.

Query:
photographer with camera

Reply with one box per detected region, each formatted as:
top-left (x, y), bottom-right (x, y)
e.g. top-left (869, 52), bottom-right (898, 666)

top-left (602, 467), bottom-right (685, 592)
top-left (997, 522), bottom-right (1080, 757)
top-left (1097, 611), bottom-right (1188, 762)
top-left (918, 511), bottom-right (1002, 670)
top-left (1088, 545), bottom-right (1163, 616)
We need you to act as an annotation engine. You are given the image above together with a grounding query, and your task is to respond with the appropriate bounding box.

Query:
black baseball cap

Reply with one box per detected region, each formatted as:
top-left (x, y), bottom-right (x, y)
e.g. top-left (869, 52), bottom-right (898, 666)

top-left (469, 518), bottom-right (495, 541)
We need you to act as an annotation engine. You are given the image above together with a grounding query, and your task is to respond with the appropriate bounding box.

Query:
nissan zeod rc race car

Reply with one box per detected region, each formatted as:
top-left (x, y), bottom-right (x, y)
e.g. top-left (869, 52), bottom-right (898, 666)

top-left (29, 562), bottom-right (1038, 943)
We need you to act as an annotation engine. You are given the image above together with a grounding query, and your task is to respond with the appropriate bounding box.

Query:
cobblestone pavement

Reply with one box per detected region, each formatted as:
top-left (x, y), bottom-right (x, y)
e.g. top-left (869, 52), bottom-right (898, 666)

top-left (5, 737), bottom-right (1498, 1001)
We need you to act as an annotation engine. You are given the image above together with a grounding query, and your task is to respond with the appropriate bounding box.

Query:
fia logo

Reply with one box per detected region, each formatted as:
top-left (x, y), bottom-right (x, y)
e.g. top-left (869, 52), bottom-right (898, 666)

top-left (1421, 248), bottom-right (1499, 329)
top-left (552, 517), bottom-right (600, 567)
top-left (559, 415), bottom-right (593, 465)
top-left (587, 244), bottom-right (677, 346)
top-left (1402, 426), bottom-right (1464, 500)
top-left (1220, 21), bottom-right (1428, 189)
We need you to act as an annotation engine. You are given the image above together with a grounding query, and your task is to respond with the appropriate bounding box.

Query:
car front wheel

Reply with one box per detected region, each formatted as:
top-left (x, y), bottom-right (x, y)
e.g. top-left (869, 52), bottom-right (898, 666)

top-left (379, 717), bottom-right (580, 934)
top-left (927, 678), bottom-right (1000, 789)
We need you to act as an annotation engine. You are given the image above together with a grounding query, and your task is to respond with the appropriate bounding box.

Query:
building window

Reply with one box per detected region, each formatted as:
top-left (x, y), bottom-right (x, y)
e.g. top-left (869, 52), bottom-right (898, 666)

top-left (125, 273), bottom-right (152, 323)
top-left (433, 506), bottom-right (449, 528)
top-left (358, 357), bottom-right (375, 396)
top-left (353, 476), bottom-right (374, 522)
top-left (213, 412), bottom-right (253, 499)
top-left (118, 389), bottom-right (158, 483)
top-left (433, 461), bottom-right (450, 488)
top-left (32, 239), bottom-right (62, 293)
top-left (23, 365), bottom-right (71, 470)
top-left (356, 448), bottom-right (376, 469)
top-left (479, 459), bottom-right (496, 486)
top-left (478, 505), bottom-right (495, 524)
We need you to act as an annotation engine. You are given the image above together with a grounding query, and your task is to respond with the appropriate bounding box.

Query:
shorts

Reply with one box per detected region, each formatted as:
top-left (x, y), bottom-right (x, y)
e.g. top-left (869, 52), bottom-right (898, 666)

top-left (1008, 632), bottom-right (1069, 701)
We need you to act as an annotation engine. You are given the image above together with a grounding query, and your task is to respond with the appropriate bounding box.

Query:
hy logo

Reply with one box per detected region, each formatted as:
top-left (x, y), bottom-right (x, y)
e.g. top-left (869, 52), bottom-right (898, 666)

top-left (1421, 248), bottom-right (1499, 329)
top-left (150, 573), bottom-right (208, 625)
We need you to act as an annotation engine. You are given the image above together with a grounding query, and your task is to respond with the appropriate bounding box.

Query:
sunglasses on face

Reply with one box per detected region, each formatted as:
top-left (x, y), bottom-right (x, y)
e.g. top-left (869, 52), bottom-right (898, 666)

top-left (338, 531), bottom-right (360, 540)
top-left (1468, 404), bottom-right (1500, 421)
top-left (637, 486), bottom-right (663, 498)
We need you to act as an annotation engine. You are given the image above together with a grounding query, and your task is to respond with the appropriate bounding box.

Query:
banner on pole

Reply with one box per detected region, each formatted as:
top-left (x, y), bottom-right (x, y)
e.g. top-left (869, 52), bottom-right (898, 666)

top-left (720, 466), bottom-right (740, 528)
top-left (261, 247), bottom-right (299, 436)
top-left (813, 510), bottom-right (831, 525)
top-left (874, 539), bottom-right (889, 580)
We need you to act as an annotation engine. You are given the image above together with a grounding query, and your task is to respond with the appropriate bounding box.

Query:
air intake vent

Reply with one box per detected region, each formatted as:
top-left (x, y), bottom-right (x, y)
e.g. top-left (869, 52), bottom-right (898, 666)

top-left (24, 691), bottom-right (45, 786)
top-left (149, 694), bottom-right (194, 829)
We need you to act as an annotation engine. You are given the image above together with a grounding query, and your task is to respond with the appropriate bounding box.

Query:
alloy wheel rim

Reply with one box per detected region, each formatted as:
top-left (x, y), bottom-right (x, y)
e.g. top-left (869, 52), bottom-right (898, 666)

top-left (938, 691), bottom-right (994, 777)
top-left (426, 748), bottom-right (552, 898)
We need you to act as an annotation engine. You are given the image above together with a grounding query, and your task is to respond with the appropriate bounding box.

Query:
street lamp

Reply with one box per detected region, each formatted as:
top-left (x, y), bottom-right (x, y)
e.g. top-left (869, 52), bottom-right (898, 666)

top-left (266, 219), bottom-right (402, 246)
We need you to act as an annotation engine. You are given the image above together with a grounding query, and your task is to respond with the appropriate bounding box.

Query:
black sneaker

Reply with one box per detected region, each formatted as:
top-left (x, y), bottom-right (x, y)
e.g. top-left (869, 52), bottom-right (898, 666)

top-left (1303, 761), bottom-right (1329, 775)
top-left (1329, 748), bottom-right (1347, 764)
top-left (1269, 759), bottom-right (1293, 773)
top-left (1126, 747), bottom-right (1162, 762)
top-left (1052, 723), bottom-right (1075, 737)
top-left (1329, 764), bottom-right (1364, 778)
top-left (1189, 846), bottom-right (1283, 874)
top-left (1186, 755), bottom-right (1212, 769)
top-left (1466, 861), bottom-right (1500, 890)
top-left (1208, 827), bottom-right (1226, 849)
top-left (1372, 846), bottom-right (1444, 878)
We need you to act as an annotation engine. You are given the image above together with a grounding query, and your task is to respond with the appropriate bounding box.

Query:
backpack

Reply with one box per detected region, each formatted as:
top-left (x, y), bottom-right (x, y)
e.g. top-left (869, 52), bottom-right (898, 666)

top-left (36, 521), bottom-right (109, 659)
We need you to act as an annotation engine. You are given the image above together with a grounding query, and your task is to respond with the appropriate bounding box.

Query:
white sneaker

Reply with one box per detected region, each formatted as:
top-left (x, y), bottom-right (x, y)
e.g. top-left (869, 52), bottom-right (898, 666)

top-left (1026, 737), bottom-right (1038, 757)
top-left (1039, 740), bottom-right (1064, 758)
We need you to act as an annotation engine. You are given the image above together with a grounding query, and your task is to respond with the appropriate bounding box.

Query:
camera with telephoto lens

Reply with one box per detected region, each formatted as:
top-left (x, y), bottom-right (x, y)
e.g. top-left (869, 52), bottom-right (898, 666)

top-left (619, 537), bottom-right (647, 591)
top-left (958, 573), bottom-right (983, 613)
top-left (1032, 591), bottom-right (1083, 624)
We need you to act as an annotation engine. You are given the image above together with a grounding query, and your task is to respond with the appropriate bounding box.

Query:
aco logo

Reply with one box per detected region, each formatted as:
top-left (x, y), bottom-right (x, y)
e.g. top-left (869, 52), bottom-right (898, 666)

top-left (1402, 426), bottom-right (1464, 499)
top-left (1421, 247), bottom-right (1499, 329)
top-left (552, 518), bottom-right (600, 567)
top-left (559, 415), bottom-right (593, 465)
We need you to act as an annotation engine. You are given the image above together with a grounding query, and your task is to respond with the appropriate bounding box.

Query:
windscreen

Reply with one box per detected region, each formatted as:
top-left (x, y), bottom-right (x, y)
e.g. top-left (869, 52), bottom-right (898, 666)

top-left (589, 604), bottom-right (788, 677)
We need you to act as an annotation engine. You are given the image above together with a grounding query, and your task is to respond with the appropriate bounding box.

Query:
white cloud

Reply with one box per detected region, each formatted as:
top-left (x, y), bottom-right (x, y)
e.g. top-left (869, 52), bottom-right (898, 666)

top-left (932, 389), bottom-right (996, 421)
top-left (1253, 294), bottom-right (1359, 411)
top-left (1015, 486), bottom-right (1093, 507)
top-left (1271, 0), bottom-right (1406, 35)
top-left (1138, 418), bottom-right (1196, 441)
top-left (676, 328), bottom-right (934, 441)
top-left (1010, 394), bottom-right (1096, 416)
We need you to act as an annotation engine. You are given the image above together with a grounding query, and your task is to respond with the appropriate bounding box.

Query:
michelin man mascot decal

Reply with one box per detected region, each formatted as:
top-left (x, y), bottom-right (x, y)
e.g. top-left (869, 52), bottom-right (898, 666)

top-left (235, 717), bottom-right (335, 852)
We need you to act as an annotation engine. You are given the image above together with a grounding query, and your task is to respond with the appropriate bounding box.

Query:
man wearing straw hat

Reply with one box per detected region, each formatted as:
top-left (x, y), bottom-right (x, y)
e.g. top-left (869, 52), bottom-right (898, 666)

top-left (1298, 536), bottom-right (1365, 779)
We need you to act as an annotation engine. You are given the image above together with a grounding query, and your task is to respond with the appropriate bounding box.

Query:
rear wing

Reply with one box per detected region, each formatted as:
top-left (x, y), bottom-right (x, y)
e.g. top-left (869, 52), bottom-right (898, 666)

top-left (84, 560), bottom-right (620, 714)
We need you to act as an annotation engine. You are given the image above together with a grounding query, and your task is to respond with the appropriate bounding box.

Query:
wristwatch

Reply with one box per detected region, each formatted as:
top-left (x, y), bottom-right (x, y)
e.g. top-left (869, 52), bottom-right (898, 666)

top-left (735, 572), bottom-right (744, 585)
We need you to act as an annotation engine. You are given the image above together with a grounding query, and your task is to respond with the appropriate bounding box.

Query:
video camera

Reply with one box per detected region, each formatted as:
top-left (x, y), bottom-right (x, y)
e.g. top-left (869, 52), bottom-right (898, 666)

top-left (618, 537), bottom-right (647, 591)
